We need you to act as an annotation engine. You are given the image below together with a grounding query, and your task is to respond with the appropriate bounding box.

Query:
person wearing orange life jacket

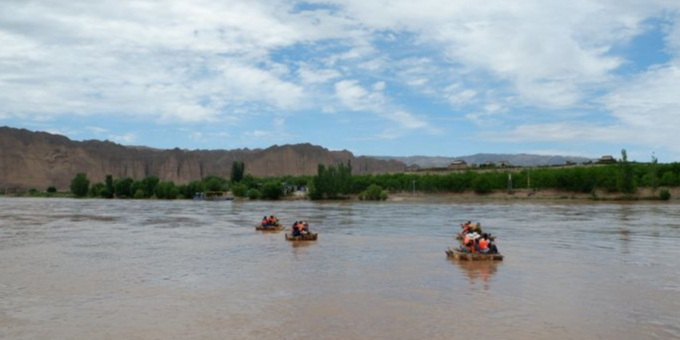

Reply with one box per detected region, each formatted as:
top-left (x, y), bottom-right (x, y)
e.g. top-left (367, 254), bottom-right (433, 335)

top-left (478, 233), bottom-right (490, 253)
top-left (297, 221), bottom-right (308, 235)
top-left (262, 216), bottom-right (268, 227)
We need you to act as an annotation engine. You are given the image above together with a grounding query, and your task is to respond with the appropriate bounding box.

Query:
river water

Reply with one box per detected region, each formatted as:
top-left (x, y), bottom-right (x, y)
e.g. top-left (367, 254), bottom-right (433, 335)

top-left (1, 197), bottom-right (679, 340)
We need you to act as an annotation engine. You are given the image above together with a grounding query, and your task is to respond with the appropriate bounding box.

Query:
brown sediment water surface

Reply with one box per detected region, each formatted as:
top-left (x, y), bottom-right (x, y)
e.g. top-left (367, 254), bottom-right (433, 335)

top-left (1, 197), bottom-right (679, 340)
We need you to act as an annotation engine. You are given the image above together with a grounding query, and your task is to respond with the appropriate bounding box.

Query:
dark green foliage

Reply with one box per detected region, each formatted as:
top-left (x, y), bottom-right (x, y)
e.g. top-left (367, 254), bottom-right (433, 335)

top-left (180, 180), bottom-right (205, 199)
top-left (203, 175), bottom-right (228, 192)
top-left (246, 188), bottom-right (261, 199)
top-left (89, 182), bottom-right (105, 197)
top-left (261, 181), bottom-right (283, 200)
top-left (659, 189), bottom-right (671, 200)
top-left (359, 184), bottom-right (386, 200)
top-left (70, 173), bottom-right (90, 197)
top-left (130, 181), bottom-right (144, 198)
top-left (309, 162), bottom-right (352, 199)
top-left (140, 176), bottom-right (159, 198)
top-left (660, 171), bottom-right (679, 187)
top-left (114, 177), bottom-right (134, 198)
top-left (28, 188), bottom-right (39, 196)
top-left (133, 189), bottom-right (145, 199)
top-left (231, 183), bottom-right (247, 197)
top-left (472, 174), bottom-right (492, 194)
top-left (155, 181), bottom-right (179, 199)
top-left (231, 161), bottom-right (245, 183)
top-left (617, 149), bottom-right (636, 194)
top-left (46, 186), bottom-right (57, 193)
top-left (104, 175), bottom-right (114, 199)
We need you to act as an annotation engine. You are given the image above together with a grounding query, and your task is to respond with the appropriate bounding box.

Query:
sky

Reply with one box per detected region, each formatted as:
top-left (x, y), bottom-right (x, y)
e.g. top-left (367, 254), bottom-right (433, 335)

top-left (1, 0), bottom-right (680, 161)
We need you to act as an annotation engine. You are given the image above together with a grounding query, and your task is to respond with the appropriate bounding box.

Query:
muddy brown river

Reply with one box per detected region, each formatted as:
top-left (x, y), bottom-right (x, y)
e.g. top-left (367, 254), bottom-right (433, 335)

top-left (1, 197), bottom-right (679, 340)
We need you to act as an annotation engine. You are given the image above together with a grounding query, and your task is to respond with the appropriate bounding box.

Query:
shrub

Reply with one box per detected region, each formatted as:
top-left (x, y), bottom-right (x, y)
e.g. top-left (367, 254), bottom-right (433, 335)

top-left (360, 184), bottom-right (386, 200)
top-left (472, 175), bottom-right (492, 194)
top-left (660, 189), bottom-right (671, 201)
top-left (46, 186), bottom-right (57, 193)
top-left (261, 182), bottom-right (283, 200)
top-left (70, 173), bottom-right (90, 197)
top-left (231, 183), bottom-right (247, 197)
top-left (89, 183), bottom-right (105, 197)
top-left (246, 189), bottom-right (261, 200)
top-left (133, 189), bottom-right (145, 199)
top-left (155, 181), bottom-right (179, 199)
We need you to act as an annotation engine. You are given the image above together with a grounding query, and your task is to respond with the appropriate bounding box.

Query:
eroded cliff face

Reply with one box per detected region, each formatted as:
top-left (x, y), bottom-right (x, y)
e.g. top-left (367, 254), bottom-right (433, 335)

top-left (0, 127), bottom-right (406, 190)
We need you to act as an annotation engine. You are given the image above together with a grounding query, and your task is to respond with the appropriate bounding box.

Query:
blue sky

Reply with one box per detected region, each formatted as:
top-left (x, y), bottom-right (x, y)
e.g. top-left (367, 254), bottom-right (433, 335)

top-left (1, 0), bottom-right (680, 161)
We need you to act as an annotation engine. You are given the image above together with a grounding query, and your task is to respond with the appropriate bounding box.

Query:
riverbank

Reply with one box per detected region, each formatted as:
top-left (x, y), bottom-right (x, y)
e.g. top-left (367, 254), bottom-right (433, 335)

top-left (384, 187), bottom-right (679, 202)
top-left (3, 187), bottom-right (677, 202)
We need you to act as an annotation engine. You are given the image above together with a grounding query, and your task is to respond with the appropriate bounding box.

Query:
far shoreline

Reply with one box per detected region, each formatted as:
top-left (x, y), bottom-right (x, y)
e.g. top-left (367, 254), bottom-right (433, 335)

top-left (2, 187), bottom-right (677, 202)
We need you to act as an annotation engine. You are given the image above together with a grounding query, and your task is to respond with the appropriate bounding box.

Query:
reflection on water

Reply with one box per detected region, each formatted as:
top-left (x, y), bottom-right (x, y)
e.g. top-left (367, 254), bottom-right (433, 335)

top-left (451, 260), bottom-right (500, 289)
top-left (1, 197), bottom-right (679, 340)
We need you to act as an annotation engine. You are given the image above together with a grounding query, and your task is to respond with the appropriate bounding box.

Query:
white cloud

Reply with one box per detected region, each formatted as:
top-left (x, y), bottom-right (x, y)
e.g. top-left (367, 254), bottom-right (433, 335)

top-left (298, 65), bottom-right (342, 84)
top-left (334, 80), bottom-right (385, 111)
top-left (334, 79), bottom-right (435, 132)
top-left (3, 0), bottom-right (680, 157)
top-left (108, 133), bottom-right (137, 144)
top-left (86, 126), bottom-right (108, 134)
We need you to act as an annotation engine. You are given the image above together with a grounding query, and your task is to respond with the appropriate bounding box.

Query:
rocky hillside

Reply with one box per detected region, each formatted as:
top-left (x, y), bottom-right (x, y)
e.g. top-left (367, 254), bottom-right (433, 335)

top-left (0, 127), bottom-right (406, 190)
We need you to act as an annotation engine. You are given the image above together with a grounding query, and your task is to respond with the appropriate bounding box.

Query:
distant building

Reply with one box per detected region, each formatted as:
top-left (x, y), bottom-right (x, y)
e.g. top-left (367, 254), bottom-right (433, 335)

top-left (447, 160), bottom-right (467, 170)
top-left (498, 160), bottom-right (511, 167)
top-left (597, 155), bottom-right (617, 164)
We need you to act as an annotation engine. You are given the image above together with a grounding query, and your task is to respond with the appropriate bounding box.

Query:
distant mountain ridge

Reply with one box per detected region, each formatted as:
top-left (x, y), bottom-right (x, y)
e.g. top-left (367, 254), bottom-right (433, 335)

top-left (373, 153), bottom-right (593, 168)
top-left (0, 126), bottom-right (406, 190)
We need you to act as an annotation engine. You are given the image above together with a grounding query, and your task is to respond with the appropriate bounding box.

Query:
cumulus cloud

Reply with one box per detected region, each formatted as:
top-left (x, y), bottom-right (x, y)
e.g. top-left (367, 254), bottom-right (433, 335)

top-left (3, 0), bottom-right (680, 156)
top-left (334, 79), bottom-right (435, 133)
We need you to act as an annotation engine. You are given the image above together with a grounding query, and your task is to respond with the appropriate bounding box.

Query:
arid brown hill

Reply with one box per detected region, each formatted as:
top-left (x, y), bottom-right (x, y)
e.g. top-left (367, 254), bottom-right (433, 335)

top-left (0, 127), bottom-right (406, 190)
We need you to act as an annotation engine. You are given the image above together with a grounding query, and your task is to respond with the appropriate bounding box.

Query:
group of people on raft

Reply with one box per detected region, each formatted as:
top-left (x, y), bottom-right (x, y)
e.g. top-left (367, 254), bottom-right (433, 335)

top-left (458, 221), bottom-right (499, 254)
top-left (291, 220), bottom-right (311, 236)
top-left (261, 214), bottom-right (313, 236)
top-left (261, 215), bottom-right (280, 228)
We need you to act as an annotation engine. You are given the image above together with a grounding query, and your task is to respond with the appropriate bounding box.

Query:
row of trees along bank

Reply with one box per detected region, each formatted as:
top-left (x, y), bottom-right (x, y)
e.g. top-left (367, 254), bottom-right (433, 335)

top-left (68, 161), bottom-right (304, 200)
top-left (65, 151), bottom-right (679, 200)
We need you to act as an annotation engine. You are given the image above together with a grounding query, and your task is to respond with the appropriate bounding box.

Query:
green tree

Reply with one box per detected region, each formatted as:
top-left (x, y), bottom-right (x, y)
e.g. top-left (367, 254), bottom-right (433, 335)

top-left (104, 175), bottom-right (114, 199)
top-left (203, 175), bottom-right (228, 192)
top-left (155, 181), bottom-right (179, 199)
top-left (660, 171), bottom-right (678, 187)
top-left (133, 189), bottom-right (145, 199)
top-left (246, 188), bottom-right (261, 199)
top-left (309, 162), bottom-right (352, 199)
top-left (617, 149), bottom-right (636, 194)
top-left (231, 161), bottom-right (245, 183)
top-left (231, 183), bottom-right (248, 197)
top-left (180, 180), bottom-right (205, 199)
top-left (360, 184), bottom-right (386, 200)
top-left (46, 186), bottom-right (57, 193)
top-left (645, 154), bottom-right (660, 191)
top-left (114, 177), bottom-right (134, 198)
top-left (472, 175), bottom-right (492, 194)
top-left (140, 176), bottom-right (160, 198)
top-left (89, 182), bottom-right (105, 197)
top-left (70, 173), bottom-right (90, 197)
top-left (261, 181), bottom-right (283, 200)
